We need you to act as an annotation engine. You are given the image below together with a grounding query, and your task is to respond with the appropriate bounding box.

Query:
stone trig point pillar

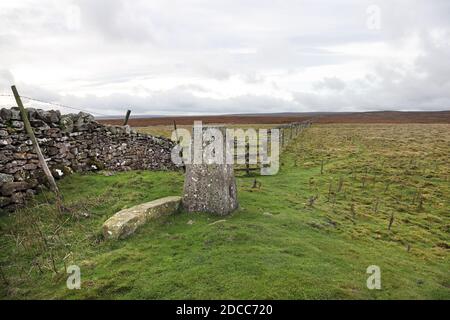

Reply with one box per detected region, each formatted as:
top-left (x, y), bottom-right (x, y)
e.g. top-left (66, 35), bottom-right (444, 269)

top-left (182, 124), bottom-right (238, 215)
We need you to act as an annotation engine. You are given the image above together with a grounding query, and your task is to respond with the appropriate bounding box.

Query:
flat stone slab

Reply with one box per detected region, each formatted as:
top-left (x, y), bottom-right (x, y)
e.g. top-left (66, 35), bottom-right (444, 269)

top-left (103, 196), bottom-right (181, 240)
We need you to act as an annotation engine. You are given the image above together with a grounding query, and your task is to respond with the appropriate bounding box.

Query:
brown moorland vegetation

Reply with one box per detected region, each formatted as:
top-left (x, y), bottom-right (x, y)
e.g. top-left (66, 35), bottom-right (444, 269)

top-left (99, 111), bottom-right (450, 126)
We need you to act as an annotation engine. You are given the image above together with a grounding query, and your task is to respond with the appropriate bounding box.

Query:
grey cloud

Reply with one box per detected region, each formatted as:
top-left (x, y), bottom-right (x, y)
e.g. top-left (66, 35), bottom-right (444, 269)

top-left (56, 89), bottom-right (298, 116)
top-left (0, 0), bottom-right (449, 114)
top-left (11, 83), bottom-right (298, 116)
top-left (0, 70), bottom-right (15, 90)
top-left (314, 77), bottom-right (346, 91)
top-left (76, 0), bottom-right (156, 42)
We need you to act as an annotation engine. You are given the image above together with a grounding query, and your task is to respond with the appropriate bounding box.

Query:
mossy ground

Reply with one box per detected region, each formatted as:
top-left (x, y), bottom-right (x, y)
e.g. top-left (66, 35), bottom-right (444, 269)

top-left (0, 124), bottom-right (448, 299)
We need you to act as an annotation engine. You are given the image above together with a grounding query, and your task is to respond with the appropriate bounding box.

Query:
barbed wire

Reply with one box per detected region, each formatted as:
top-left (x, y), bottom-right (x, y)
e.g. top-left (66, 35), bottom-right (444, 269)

top-left (0, 93), bottom-right (111, 117)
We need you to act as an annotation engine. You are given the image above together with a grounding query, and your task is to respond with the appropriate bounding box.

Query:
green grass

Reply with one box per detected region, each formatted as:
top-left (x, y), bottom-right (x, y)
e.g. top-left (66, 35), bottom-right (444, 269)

top-left (0, 124), bottom-right (449, 299)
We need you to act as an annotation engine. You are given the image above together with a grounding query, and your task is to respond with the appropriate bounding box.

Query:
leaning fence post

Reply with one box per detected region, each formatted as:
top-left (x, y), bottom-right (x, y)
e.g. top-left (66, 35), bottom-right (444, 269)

top-left (123, 109), bottom-right (131, 126)
top-left (11, 85), bottom-right (62, 202)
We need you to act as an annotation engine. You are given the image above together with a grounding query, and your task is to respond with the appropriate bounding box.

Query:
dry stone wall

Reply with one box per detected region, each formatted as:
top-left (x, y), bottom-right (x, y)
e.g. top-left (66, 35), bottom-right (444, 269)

top-left (0, 107), bottom-right (177, 212)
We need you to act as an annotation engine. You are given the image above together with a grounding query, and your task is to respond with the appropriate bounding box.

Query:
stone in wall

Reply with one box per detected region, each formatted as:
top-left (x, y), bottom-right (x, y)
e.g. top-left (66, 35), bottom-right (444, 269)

top-left (0, 108), bottom-right (178, 212)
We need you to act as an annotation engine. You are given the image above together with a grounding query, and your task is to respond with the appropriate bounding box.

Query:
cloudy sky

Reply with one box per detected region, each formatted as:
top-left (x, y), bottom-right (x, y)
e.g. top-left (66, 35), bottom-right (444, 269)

top-left (1, 0), bottom-right (449, 116)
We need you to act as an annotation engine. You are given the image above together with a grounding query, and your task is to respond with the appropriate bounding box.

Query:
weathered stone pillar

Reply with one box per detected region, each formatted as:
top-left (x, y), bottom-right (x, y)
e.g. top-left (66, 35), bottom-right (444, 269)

top-left (182, 125), bottom-right (238, 215)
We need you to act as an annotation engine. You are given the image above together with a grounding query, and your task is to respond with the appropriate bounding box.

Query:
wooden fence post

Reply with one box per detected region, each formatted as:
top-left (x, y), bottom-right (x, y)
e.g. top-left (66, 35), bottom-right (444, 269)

top-left (123, 109), bottom-right (131, 126)
top-left (11, 85), bottom-right (62, 201)
top-left (173, 120), bottom-right (178, 134)
top-left (245, 142), bottom-right (250, 176)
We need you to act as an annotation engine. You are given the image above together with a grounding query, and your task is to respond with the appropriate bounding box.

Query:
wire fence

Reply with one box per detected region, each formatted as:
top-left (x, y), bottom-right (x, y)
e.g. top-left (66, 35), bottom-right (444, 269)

top-left (0, 93), bottom-right (111, 117)
top-left (1, 90), bottom-right (312, 179)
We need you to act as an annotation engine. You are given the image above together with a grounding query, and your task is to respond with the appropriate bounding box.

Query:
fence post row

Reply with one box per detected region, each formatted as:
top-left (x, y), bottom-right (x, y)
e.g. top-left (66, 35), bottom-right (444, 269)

top-left (275, 119), bottom-right (312, 150)
top-left (234, 119), bottom-right (311, 176)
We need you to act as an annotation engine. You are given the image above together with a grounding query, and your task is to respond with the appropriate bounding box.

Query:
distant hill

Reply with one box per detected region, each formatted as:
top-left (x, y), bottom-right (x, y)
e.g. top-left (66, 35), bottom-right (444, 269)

top-left (98, 110), bottom-right (450, 126)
